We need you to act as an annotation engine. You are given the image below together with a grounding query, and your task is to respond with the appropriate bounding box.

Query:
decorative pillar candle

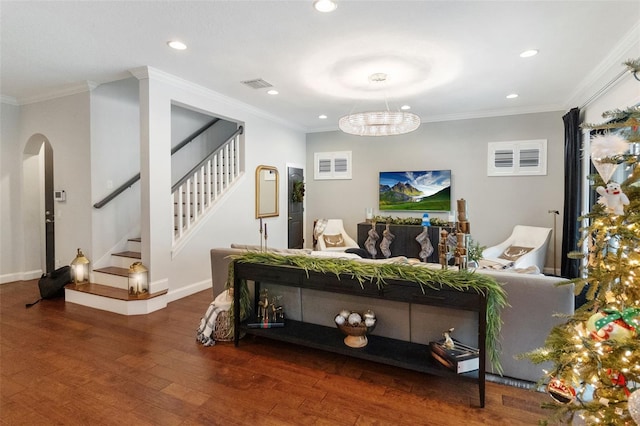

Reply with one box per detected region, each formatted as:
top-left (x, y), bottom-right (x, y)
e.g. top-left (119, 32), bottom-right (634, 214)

top-left (365, 207), bottom-right (373, 221)
top-left (259, 217), bottom-right (264, 251)
top-left (457, 199), bottom-right (467, 221)
top-left (457, 199), bottom-right (471, 234)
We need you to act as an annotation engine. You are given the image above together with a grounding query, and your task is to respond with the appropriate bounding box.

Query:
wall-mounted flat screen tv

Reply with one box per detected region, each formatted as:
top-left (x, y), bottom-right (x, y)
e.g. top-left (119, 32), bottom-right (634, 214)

top-left (379, 170), bottom-right (451, 211)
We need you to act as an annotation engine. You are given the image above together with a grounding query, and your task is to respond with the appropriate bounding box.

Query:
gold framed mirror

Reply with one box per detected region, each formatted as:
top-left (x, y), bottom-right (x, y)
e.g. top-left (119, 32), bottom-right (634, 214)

top-left (255, 165), bottom-right (279, 218)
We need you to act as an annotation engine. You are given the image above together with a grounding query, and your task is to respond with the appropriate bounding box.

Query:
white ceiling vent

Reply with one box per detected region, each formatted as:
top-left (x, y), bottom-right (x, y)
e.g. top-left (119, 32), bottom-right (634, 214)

top-left (487, 140), bottom-right (547, 176)
top-left (241, 78), bottom-right (273, 89)
top-left (314, 151), bottom-right (352, 180)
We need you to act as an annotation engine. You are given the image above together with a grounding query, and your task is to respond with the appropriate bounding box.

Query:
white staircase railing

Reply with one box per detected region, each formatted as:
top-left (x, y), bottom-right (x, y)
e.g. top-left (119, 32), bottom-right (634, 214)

top-left (172, 127), bottom-right (243, 245)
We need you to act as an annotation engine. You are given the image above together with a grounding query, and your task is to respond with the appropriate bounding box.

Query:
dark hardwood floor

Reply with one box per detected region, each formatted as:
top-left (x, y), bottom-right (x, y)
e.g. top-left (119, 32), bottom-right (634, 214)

top-left (1, 280), bottom-right (552, 425)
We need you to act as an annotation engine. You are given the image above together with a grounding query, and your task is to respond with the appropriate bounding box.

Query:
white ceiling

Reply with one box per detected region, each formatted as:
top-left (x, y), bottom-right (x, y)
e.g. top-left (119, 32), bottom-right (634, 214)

top-left (2, 1), bottom-right (639, 132)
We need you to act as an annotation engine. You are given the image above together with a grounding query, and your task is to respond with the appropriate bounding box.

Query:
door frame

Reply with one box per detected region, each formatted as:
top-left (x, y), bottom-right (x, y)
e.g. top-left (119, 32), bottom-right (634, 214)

top-left (23, 134), bottom-right (55, 274)
top-left (286, 163), bottom-right (305, 249)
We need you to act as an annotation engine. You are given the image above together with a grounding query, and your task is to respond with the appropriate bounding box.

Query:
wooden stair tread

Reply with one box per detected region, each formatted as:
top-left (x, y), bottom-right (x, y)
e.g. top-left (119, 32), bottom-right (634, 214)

top-left (112, 251), bottom-right (141, 259)
top-left (93, 266), bottom-right (129, 276)
top-left (65, 282), bottom-right (166, 301)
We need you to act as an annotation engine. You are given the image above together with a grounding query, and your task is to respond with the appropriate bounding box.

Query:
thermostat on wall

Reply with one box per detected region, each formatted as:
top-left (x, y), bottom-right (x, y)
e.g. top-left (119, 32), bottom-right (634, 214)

top-left (54, 190), bottom-right (66, 202)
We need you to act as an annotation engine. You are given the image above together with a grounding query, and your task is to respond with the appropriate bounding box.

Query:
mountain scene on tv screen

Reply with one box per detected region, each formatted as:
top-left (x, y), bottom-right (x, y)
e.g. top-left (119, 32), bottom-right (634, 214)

top-left (379, 170), bottom-right (451, 211)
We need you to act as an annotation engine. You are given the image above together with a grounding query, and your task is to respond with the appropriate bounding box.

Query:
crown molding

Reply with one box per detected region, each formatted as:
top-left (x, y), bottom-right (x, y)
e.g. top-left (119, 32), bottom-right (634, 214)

top-left (565, 21), bottom-right (640, 109)
top-left (306, 104), bottom-right (567, 133)
top-left (129, 66), bottom-right (305, 133)
top-left (128, 66), bottom-right (151, 80)
top-left (16, 81), bottom-right (99, 105)
top-left (420, 104), bottom-right (567, 124)
top-left (306, 124), bottom-right (341, 134)
top-left (0, 95), bottom-right (19, 106)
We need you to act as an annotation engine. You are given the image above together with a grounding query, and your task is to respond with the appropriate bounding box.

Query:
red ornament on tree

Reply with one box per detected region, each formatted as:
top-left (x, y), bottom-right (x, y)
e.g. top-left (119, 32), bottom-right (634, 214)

top-left (547, 378), bottom-right (576, 404)
top-left (606, 369), bottom-right (630, 396)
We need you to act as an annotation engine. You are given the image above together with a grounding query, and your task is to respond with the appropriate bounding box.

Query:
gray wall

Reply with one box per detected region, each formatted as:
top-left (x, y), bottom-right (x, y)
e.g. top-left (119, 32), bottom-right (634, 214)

top-left (90, 78), bottom-right (141, 267)
top-left (0, 103), bottom-right (23, 280)
top-left (170, 105), bottom-right (238, 186)
top-left (20, 93), bottom-right (92, 274)
top-left (306, 111), bottom-right (565, 272)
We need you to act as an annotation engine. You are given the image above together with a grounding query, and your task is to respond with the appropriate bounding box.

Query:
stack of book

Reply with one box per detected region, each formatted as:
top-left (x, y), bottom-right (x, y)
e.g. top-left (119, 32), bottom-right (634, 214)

top-left (429, 339), bottom-right (479, 374)
top-left (246, 315), bottom-right (285, 329)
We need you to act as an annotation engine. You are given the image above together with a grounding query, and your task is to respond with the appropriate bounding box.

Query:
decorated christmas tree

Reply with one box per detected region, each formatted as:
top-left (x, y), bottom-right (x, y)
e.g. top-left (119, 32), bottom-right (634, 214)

top-left (525, 59), bottom-right (640, 425)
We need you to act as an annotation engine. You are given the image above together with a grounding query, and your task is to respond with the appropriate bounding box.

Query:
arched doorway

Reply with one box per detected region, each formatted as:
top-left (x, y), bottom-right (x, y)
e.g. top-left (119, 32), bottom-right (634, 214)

top-left (23, 134), bottom-right (55, 274)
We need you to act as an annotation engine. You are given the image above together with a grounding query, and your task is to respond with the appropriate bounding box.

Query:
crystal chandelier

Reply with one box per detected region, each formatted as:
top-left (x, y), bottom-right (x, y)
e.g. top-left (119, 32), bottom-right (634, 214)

top-left (339, 73), bottom-right (421, 137)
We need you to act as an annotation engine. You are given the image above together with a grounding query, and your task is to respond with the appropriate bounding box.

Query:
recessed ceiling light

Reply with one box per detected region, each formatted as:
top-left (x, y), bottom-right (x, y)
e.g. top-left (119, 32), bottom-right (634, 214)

top-left (400, 105), bottom-right (411, 110)
top-left (167, 40), bottom-right (187, 50)
top-left (506, 93), bottom-right (519, 99)
top-left (520, 49), bottom-right (538, 58)
top-left (313, 0), bottom-right (337, 12)
top-left (319, 114), bottom-right (328, 119)
top-left (267, 89), bottom-right (279, 95)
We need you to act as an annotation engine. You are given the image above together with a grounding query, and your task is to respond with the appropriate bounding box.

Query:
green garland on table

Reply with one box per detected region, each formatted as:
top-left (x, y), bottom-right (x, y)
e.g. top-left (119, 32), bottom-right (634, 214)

top-left (224, 260), bottom-right (252, 326)
top-left (228, 251), bottom-right (507, 374)
top-left (371, 215), bottom-right (450, 226)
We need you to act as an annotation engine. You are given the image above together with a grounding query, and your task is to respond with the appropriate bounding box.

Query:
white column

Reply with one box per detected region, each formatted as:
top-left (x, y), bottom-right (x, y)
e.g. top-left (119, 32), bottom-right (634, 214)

top-left (133, 67), bottom-right (171, 294)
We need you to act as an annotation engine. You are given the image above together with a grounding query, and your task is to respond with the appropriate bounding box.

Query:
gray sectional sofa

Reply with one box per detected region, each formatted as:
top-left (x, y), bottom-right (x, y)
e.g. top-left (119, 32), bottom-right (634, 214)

top-left (210, 247), bottom-right (574, 383)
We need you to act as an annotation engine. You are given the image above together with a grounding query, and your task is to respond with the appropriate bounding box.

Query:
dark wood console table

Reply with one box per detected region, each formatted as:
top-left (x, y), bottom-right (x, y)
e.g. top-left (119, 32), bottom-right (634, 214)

top-left (357, 222), bottom-right (453, 262)
top-left (233, 261), bottom-right (488, 407)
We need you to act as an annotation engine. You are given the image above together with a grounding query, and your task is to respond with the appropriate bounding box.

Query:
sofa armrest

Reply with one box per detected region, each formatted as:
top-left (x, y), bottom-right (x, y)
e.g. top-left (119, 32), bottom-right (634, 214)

top-left (210, 248), bottom-right (244, 297)
top-left (477, 269), bottom-right (574, 381)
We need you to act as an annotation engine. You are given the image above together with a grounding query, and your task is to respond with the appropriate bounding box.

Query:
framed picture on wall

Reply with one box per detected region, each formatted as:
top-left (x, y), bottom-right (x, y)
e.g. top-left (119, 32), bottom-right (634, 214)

top-left (379, 170), bottom-right (451, 211)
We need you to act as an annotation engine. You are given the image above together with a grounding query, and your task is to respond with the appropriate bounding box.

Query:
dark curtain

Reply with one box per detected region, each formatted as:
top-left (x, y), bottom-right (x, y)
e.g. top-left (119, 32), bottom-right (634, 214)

top-left (561, 107), bottom-right (582, 279)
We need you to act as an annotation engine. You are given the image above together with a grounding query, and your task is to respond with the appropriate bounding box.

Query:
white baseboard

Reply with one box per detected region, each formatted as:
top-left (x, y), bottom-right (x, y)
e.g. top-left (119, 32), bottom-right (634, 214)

top-left (167, 279), bottom-right (211, 303)
top-left (0, 269), bottom-right (43, 284)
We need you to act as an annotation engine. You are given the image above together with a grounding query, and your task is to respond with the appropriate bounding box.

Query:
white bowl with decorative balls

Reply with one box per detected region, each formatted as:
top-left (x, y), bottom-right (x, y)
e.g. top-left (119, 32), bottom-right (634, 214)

top-left (335, 309), bottom-right (376, 348)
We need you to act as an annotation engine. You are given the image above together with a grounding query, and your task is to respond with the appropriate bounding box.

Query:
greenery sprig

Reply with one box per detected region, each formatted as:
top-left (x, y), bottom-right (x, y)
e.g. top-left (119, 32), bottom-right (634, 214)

top-left (372, 215), bottom-right (450, 226)
top-left (229, 251), bottom-right (507, 374)
top-left (625, 58), bottom-right (640, 80)
top-left (291, 180), bottom-right (305, 203)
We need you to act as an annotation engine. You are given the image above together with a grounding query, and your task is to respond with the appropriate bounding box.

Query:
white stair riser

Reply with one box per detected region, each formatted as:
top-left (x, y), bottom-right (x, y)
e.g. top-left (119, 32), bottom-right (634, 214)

top-left (127, 240), bottom-right (142, 252)
top-left (65, 289), bottom-right (167, 315)
top-left (111, 255), bottom-right (140, 269)
top-left (92, 271), bottom-right (129, 290)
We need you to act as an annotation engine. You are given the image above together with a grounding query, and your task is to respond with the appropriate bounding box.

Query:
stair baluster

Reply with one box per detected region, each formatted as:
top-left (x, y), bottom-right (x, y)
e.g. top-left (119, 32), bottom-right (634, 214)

top-left (172, 132), bottom-right (242, 245)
